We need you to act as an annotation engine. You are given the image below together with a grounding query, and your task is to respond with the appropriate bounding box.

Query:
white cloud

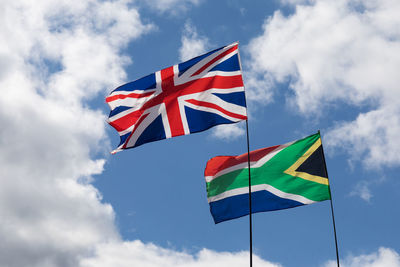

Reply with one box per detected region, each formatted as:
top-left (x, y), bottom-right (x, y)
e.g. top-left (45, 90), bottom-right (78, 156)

top-left (242, 69), bottom-right (275, 105)
top-left (0, 1), bottom-right (282, 267)
top-left (325, 106), bottom-right (400, 169)
top-left (80, 240), bottom-right (282, 267)
top-left (324, 247), bottom-right (400, 267)
top-left (0, 0), bottom-right (152, 266)
top-left (246, 0), bottom-right (400, 168)
top-left (212, 123), bottom-right (246, 140)
top-left (349, 181), bottom-right (373, 202)
top-left (179, 22), bottom-right (209, 61)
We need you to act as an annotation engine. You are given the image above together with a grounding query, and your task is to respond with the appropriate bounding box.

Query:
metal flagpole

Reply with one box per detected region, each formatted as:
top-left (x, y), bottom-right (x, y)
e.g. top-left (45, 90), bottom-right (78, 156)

top-left (319, 130), bottom-right (340, 267)
top-left (236, 40), bottom-right (253, 267)
top-left (245, 119), bottom-right (253, 267)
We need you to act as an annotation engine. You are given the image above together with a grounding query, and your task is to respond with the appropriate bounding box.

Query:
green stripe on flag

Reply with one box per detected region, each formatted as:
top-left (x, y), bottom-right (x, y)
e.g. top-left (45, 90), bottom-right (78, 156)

top-left (206, 133), bottom-right (331, 202)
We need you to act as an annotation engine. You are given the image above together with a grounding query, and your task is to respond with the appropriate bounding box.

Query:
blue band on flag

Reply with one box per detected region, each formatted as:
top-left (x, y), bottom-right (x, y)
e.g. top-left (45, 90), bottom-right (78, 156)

top-left (113, 73), bottom-right (156, 92)
top-left (209, 190), bottom-right (305, 224)
top-left (178, 46), bottom-right (225, 76)
top-left (134, 115), bottom-right (166, 147)
top-left (209, 54), bottom-right (240, 72)
top-left (212, 91), bottom-right (246, 107)
top-left (184, 106), bottom-right (239, 133)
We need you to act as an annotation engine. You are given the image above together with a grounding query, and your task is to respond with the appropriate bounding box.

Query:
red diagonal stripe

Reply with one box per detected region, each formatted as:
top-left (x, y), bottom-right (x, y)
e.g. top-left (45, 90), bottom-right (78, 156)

top-left (122, 112), bottom-right (150, 149)
top-left (106, 91), bottom-right (155, 103)
top-left (185, 99), bottom-right (247, 120)
top-left (108, 109), bottom-right (144, 132)
top-left (192, 45), bottom-right (238, 76)
top-left (205, 145), bottom-right (281, 177)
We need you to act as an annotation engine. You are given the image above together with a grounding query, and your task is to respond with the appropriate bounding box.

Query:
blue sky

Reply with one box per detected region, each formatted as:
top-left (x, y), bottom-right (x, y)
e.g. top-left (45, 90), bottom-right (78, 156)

top-left (1, 0), bottom-right (399, 266)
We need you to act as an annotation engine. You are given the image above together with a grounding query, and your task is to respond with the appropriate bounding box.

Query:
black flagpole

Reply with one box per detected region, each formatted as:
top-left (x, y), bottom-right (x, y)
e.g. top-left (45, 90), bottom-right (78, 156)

top-left (245, 119), bottom-right (253, 267)
top-left (237, 42), bottom-right (253, 267)
top-left (237, 41), bottom-right (253, 267)
top-left (319, 130), bottom-right (340, 267)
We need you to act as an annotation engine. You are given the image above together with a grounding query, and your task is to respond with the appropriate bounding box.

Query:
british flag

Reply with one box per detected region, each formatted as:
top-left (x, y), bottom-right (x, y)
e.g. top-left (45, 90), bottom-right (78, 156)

top-left (106, 42), bottom-right (247, 153)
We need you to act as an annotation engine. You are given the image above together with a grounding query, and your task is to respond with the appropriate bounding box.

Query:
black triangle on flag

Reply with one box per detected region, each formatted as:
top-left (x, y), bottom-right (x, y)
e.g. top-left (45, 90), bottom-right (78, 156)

top-left (295, 145), bottom-right (327, 178)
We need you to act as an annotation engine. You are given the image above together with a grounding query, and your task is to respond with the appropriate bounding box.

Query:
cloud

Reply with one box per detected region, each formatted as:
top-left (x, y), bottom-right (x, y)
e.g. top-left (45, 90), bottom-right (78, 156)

top-left (325, 106), bottom-right (400, 169)
top-left (0, 0), bottom-right (151, 266)
top-left (246, 0), bottom-right (400, 168)
top-left (324, 247), bottom-right (400, 267)
top-left (242, 69), bottom-right (275, 106)
top-left (349, 181), bottom-right (373, 202)
top-left (211, 123), bottom-right (246, 141)
top-left (0, 1), bottom-right (280, 267)
top-left (80, 240), bottom-right (282, 267)
top-left (179, 22), bottom-right (209, 61)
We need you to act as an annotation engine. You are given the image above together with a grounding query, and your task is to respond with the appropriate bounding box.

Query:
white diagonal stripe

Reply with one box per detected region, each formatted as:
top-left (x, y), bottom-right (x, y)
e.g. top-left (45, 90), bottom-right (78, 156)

top-left (175, 70), bottom-right (243, 85)
top-left (182, 92), bottom-right (247, 121)
top-left (179, 43), bottom-right (238, 79)
top-left (107, 94), bottom-right (156, 111)
top-left (108, 89), bottom-right (156, 97)
top-left (124, 105), bottom-right (161, 148)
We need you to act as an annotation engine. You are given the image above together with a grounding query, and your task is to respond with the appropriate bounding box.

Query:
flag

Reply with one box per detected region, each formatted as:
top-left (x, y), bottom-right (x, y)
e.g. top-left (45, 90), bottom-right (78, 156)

top-left (106, 42), bottom-right (247, 153)
top-left (204, 132), bottom-right (331, 224)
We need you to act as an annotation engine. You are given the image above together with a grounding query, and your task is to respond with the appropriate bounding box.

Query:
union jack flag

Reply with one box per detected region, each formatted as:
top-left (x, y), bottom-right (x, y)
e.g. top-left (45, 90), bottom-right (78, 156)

top-left (106, 42), bottom-right (247, 153)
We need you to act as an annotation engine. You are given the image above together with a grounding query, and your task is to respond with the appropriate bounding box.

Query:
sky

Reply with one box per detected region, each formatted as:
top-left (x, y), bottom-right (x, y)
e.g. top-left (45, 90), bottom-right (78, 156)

top-left (0, 0), bottom-right (399, 266)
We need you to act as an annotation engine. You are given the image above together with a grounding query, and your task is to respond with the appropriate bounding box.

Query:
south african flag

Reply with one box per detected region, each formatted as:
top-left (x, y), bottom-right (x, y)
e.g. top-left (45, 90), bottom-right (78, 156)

top-left (204, 132), bottom-right (331, 223)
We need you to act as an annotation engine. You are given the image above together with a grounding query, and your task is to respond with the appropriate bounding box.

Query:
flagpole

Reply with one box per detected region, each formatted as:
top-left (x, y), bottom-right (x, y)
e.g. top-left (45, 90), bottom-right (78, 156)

top-left (236, 41), bottom-right (253, 267)
top-left (245, 119), bottom-right (253, 267)
top-left (319, 130), bottom-right (340, 267)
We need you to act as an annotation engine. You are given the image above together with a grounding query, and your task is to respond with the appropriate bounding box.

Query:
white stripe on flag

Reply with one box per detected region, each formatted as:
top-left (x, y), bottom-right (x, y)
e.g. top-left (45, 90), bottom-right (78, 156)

top-left (207, 183), bottom-right (316, 205)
